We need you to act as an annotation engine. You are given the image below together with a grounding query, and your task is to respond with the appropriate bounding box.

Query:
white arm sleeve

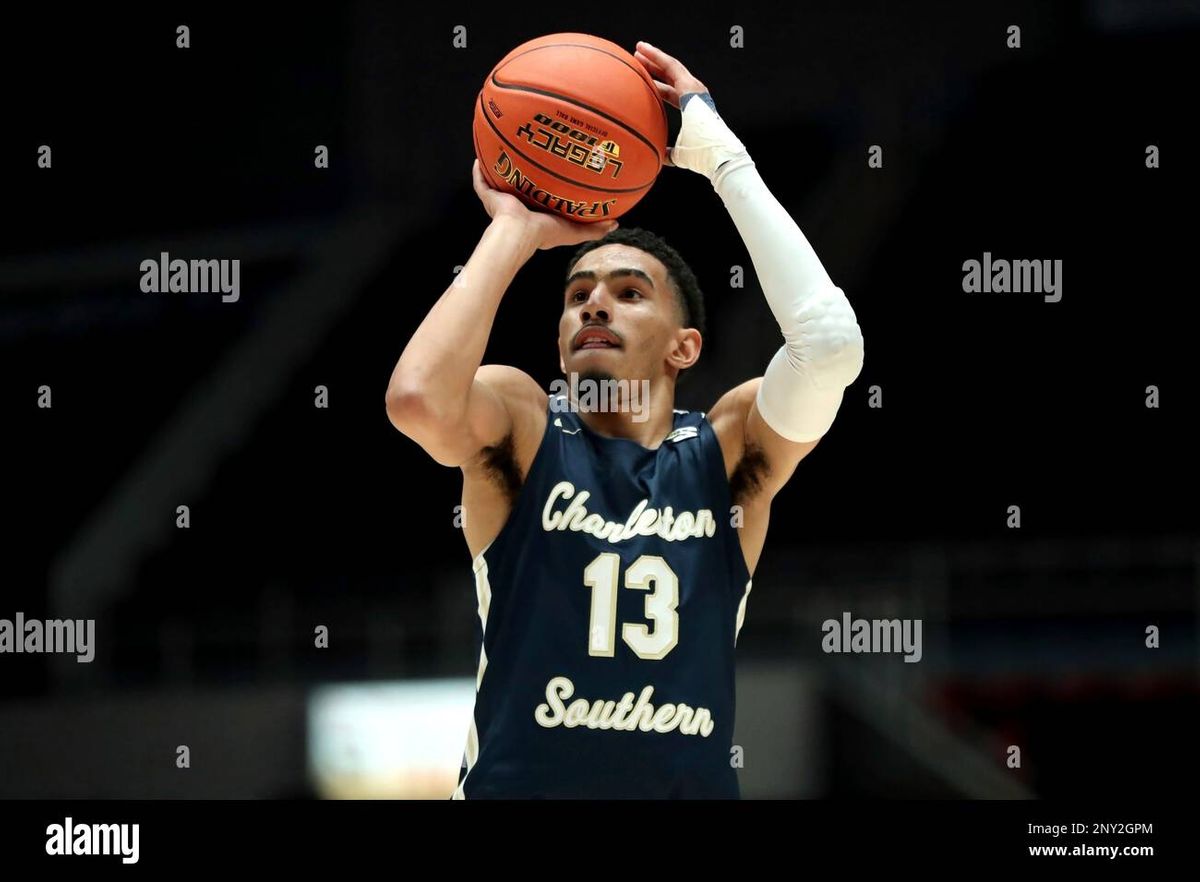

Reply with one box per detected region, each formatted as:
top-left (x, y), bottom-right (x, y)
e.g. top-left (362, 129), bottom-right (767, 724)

top-left (672, 93), bottom-right (865, 442)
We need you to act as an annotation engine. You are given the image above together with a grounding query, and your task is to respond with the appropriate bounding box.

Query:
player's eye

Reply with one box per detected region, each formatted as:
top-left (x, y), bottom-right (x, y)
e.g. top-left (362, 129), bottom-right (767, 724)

top-left (567, 286), bottom-right (639, 302)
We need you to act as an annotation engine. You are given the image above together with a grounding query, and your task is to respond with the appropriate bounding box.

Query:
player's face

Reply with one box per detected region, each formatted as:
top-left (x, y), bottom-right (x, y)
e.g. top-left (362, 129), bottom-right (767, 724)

top-left (558, 244), bottom-right (689, 383)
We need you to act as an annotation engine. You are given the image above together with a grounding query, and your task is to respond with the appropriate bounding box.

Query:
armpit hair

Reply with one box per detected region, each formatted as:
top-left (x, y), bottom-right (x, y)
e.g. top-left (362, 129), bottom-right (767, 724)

top-left (480, 431), bottom-right (523, 505)
top-left (729, 440), bottom-right (770, 506)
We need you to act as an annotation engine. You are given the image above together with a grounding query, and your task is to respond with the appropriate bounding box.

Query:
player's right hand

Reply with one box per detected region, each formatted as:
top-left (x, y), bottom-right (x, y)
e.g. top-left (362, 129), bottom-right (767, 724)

top-left (472, 159), bottom-right (618, 251)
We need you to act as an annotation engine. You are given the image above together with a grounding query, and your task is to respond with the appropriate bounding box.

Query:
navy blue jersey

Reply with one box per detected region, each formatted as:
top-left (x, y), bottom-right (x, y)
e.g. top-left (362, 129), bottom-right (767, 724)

top-left (453, 394), bottom-right (753, 799)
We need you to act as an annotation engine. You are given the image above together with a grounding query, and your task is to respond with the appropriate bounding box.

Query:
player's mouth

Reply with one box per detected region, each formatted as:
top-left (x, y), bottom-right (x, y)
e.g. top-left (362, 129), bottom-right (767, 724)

top-left (573, 325), bottom-right (622, 351)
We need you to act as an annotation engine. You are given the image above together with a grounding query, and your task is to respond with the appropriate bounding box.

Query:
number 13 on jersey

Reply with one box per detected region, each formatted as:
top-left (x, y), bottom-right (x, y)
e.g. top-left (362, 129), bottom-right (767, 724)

top-left (583, 552), bottom-right (679, 660)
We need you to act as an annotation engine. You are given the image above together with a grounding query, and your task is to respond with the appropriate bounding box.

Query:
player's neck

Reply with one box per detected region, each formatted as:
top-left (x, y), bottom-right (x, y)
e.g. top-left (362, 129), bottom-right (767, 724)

top-left (574, 378), bottom-right (676, 449)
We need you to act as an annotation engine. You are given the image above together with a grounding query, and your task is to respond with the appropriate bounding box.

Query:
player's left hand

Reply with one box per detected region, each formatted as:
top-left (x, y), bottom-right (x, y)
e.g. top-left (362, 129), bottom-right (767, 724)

top-left (633, 41), bottom-right (709, 168)
top-left (634, 40), bottom-right (749, 179)
top-left (634, 41), bottom-right (708, 114)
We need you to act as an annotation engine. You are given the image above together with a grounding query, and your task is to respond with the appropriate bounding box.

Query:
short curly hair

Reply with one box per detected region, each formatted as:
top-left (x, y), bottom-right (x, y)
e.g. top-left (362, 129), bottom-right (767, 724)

top-left (566, 226), bottom-right (707, 342)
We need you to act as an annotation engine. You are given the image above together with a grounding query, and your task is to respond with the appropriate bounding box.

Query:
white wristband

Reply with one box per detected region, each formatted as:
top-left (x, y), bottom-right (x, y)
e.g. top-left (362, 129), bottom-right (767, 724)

top-left (669, 92), bottom-right (752, 182)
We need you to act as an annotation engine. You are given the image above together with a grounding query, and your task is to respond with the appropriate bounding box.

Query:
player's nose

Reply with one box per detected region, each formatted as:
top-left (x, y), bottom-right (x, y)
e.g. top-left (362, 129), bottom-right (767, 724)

top-left (580, 304), bottom-right (611, 323)
top-left (581, 285), bottom-right (613, 322)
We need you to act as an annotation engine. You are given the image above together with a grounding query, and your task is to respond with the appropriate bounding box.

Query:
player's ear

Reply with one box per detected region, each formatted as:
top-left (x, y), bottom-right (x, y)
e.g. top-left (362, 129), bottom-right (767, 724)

top-left (666, 327), bottom-right (702, 373)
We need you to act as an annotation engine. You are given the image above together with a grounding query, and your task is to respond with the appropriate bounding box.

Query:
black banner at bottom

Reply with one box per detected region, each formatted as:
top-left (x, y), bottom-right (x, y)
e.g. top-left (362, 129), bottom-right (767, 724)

top-left (0, 799), bottom-right (1183, 872)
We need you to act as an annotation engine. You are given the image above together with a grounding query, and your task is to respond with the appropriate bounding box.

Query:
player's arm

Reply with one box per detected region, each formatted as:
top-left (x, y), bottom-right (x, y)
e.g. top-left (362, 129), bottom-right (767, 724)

top-left (385, 160), bottom-right (617, 467)
top-left (385, 210), bottom-right (537, 468)
top-left (704, 118), bottom-right (864, 498)
top-left (705, 184), bottom-right (864, 499)
top-left (638, 42), bottom-right (865, 498)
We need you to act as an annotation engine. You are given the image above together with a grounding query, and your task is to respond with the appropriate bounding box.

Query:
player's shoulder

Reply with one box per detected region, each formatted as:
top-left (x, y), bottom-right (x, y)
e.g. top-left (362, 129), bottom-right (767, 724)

top-left (704, 377), bottom-right (761, 433)
top-left (475, 364), bottom-right (550, 425)
top-left (475, 364), bottom-right (547, 404)
top-left (698, 377), bottom-right (763, 478)
top-left (472, 364), bottom-right (549, 466)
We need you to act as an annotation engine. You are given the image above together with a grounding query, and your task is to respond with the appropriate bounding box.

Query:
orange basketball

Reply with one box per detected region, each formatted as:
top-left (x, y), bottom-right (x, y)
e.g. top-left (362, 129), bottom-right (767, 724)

top-left (473, 33), bottom-right (668, 223)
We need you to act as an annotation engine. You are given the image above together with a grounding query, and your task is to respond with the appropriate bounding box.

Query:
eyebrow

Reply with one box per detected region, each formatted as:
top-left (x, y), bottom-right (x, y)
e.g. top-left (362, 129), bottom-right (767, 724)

top-left (563, 268), bottom-right (656, 293)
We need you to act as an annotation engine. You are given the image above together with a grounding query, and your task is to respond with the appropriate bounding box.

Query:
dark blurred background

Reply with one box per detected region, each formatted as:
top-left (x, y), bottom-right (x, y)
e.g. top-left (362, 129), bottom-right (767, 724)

top-left (1, 1), bottom-right (1196, 798)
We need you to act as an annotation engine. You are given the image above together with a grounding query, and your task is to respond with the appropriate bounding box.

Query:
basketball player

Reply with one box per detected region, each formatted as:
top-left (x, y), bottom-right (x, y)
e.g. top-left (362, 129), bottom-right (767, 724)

top-left (386, 42), bottom-right (864, 798)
